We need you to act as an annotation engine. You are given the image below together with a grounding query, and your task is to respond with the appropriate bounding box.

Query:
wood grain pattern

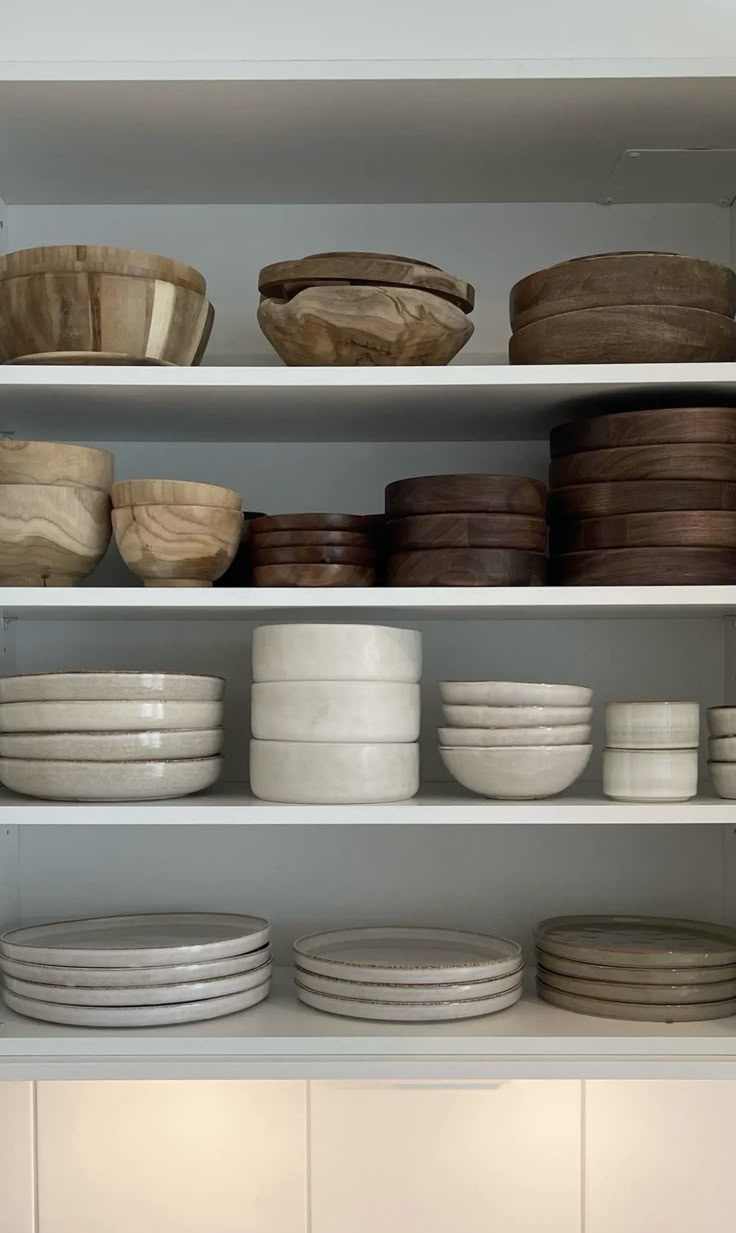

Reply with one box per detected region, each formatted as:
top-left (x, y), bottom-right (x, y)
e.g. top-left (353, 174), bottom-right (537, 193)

top-left (112, 504), bottom-right (242, 587)
top-left (385, 474), bottom-right (546, 517)
top-left (548, 480), bottom-right (736, 519)
top-left (551, 546), bottom-right (736, 586)
top-left (259, 253), bottom-right (474, 313)
top-left (213, 512), bottom-right (266, 587)
top-left (510, 252), bottom-right (736, 331)
top-left (387, 512), bottom-right (547, 551)
top-left (550, 407), bottom-right (736, 457)
top-left (509, 305), bottom-right (736, 365)
top-left (0, 245), bottom-right (207, 294)
top-left (112, 480), bottom-right (241, 510)
top-left (251, 529), bottom-right (373, 549)
top-left (258, 285), bottom-right (473, 366)
top-left (0, 440), bottom-right (113, 491)
top-left (550, 510), bottom-right (736, 552)
top-left (249, 513), bottom-right (369, 533)
top-left (0, 484), bottom-right (111, 586)
top-left (253, 563), bottom-right (375, 587)
top-left (549, 443), bottom-right (736, 487)
top-left (252, 545), bottom-right (376, 566)
top-left (387, 548), bottom-right (546, 586)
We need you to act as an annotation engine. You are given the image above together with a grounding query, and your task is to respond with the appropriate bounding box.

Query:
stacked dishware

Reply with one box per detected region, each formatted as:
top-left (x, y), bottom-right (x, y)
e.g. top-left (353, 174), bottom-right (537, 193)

top-left (536, 914), bottom-right (736, 1022)
top-left (438, 681), bottom-right (592, 798)
top-left (0, 439), bottom-right (113, 586)
top-left (603, 701), bottom-right (699, 802)
top-left (257, 250), bottom-right (475, 365)
top-left (293, 926), bottom-right (524, 1021)
top-left (509, 251), bottom-right (736, 364)
top-left (547, 406), bottom-right (736, 585)
top-left (249, 512), bottom-right (378, 587)
top-left (250, 623), bottom-right (421, 803)
top-left (707, 706), bottom-right (736, 798)
top-left (0, 671), bottom-right (225, 800)
top-left (385, 474), bottom-right (547, 585)
top-left (0, 912), bottom-right (271, 1027)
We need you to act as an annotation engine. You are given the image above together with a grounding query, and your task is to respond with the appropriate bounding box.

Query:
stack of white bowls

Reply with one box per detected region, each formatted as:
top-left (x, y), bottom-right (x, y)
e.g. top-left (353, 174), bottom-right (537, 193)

top-left (0, 671), bottom-right (225, 800)
top-left (603, 701), bottom-right (699, 802)
top-left (0, 912), bottom-right (271, 1027)
top-left (250, 624), bottom-right (421, 803)
top-left (438, 681), bottom-right (593, 799)
top-left (707, 706), bottom-right (736, 799)
top-left (293, 926), bottom-right (524, 1021)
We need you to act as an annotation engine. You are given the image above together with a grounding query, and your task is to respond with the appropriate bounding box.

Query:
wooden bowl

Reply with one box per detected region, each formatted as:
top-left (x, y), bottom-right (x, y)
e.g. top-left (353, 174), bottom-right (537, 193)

top-left (112, 480), bottom-right (241, 510)
top-left (0, 273), bottom-right (213, 365)
top-left (213, 511), bottom-right (267, 587)
top-left (550, 511), bottom-right (736, 552)
top-left (385, 474), bottom-right (546, 517)
top-left (0, 484), bottom-right (111, 586)
top-left (550, 546), bottom-right (736, 586)
top-left (550, 407), bottom-right (736, 457)
top-left (253, 563), bottom-right (375, 587)
top-left (387, 512), bottom-right (547, 552)
top-left (251, 529), bottom-right (373, 549)
top-left (510, 252), bottom-right (736, 331)
top-left (112, 504), bottom-right (242, 587)
top-left (549, 443), bottom-right (736, 487)
top-left (0, 440), bottom-right (113, 492)
top-left (0, 246), bottom-right (206, 295)
top-left (387, 548), bottom-right (546, 586)
top-left (252, 545), bottom-right (376, 567)
top-left (249, 513), bottom-right (369, 533)
top-left (509, 305), bottom-right (736, 365)
top-left (259, 252), bottom-right (474, 313)
top-left (548, 480), bottom-right (736, 520)
top-left (258, 285), bottom-right (473, 366)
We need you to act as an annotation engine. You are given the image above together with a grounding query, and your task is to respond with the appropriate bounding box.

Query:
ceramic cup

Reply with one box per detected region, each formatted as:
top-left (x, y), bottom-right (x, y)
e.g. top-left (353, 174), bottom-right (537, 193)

top-left (251, 680), bottom-right (420, 743)
top-left (602, 747), bottom-right (698, 802)
top-left (605, 701), bottom-right (699, 749)
top-left (709, 762), bottom-right (736, 799)
top-left (707, 707), bottom-right (736, 738)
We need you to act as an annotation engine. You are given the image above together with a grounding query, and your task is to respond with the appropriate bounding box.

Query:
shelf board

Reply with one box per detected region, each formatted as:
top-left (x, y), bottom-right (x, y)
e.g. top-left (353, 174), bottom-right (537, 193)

top-left (2, 364), bottom-right (736, 441)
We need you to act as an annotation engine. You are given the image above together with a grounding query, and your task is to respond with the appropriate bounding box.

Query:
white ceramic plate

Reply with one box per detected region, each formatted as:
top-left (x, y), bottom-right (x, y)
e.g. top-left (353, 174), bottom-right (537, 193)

top-left (536, 965), bottom-right (736, 1005)
top-left (0, 944), bottom-right (272, 987)
top-left (439, 681), bottom-right (592, 706)
top-left (535, 915), bottom-right (736, 968)
top-left (4, 964), bottom-right (272, 1006)
top-left (293, 926), bottom-right (522, 983)
top-left (0, 728), bottom-right (224, 762)
top-left (296, 982), bottom-right (522, 1021)
top-left (442, 704), bottom-right (593, 728)
top-left (534, 949), bottom-right (736, 986)
top-left (3, 980), bottom-right (271, 1027)
top-left (0, 700), bottom-right (223, 732)
top-left (438, 724), bottom-right (591, 748)
top-left (0, 912), bottom-right (271, 967)
top-left (537, 978), bottom-right (736, 1022)
top-left (295, 965), bottom-right (524, 1002)
top-left (0, 672), bottom-right (225, 703)
top-left (0, 756), bottom-right (223, 801)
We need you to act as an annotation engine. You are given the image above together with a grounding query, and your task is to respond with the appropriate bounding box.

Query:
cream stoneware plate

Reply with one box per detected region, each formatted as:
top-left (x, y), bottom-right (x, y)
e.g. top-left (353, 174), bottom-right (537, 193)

top-left (439, 681), bottom-right (592, 706)
top-left (296, 981), bottom-right (523, 1021)
top-left (4, 965), bottom-right (272, 1006)
top-left (537, 978), bottom-right (736, 1022)
top-left (536, 965), bottom-right (736, 1004)
top-left (293, 926), bottom-right (522, 983)
top-left (0, 699), bottom-right (223, 732)
top-left (0, 671), bottom-right (225, 703)
top-left (0, 728), bottom-right (225, 762)
top-left (0, 944), bottom-right (272, 987)
top-left (535, 915), bottom-right (736, 968)
top-left (534, 949), bottom-right (736, 985)
top-left (0, 912), bottom-right (271, 967)
top-left (295, 964), bottom-right (524, 1002)
top-left (0, 755), bottom-right (223, 801)
top-left (3, 981), bottom-right (271, 1027)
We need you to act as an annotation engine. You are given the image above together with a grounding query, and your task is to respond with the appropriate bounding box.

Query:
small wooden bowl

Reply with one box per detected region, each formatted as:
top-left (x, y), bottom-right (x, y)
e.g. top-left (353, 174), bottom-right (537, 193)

top-left (0, 484), bottom-right (111, 586)
top-left (548, 480), bottom-right (736, 520)
top-left (549, 443), bottom-right (736, 487)
top-left (213, 511), bottom-right (266, 587)
top-left (251, 529), bottom-right (373, 550)
top-left (509, 305), bottom-right (736, 365)
top-left (387, 512), bottom-right (547, 552)
top-left (0, 245), bottom-right (207, 294)
top-left (249, 513), bottom-right (369, 533)
top-left (112, 504), bottom-right (242, 587)
top-left (385, 474), bottom-right (546, 517)
top-left (550, 510), bottom-right (736, 552)
top-left (259, 252), bottom-right (474, 313)
top-left (387, 548), bottom-right (546, 586)
top-left (253, 563), bottom-right (375, 587)
top-left (0, 440), bottom-right (113, 492)
top-left (510, 252), bottom-right (736, 331)
top-left (550, 407), bottom-right (736, 457)
top-left (550, 546), bottom-right (736, 586)
top-left (252, 545), bottom-right (376, 566)
top-left (112, 480), bottom-right (241, 510)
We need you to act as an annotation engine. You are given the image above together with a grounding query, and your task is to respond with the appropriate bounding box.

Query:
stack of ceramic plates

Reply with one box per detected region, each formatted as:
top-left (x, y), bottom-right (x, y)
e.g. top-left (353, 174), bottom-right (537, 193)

top-left (0, 912), bottom-right (271, 1027)
top-left (536, 914), bottom-right (736, 1022)
top-left (293, 926), bottom-right (524, 1021)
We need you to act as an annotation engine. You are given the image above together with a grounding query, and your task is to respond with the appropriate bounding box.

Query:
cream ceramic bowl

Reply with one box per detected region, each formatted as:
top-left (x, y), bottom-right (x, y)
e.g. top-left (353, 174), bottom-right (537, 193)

top-left (0, 671), bottom-right (224, 703)
top-left (250, 739), bottom-right (419, 803)
top-left (0, 756), bottom-right (223, 801)
top-left (605, 701), bottom-right (699, 749)
top-left (707, 707), bottom-right (736, 738)
top-left (442, 704), bottom-right (592, 728)
top-left (710, 762), bottom-right (736, 799)
top-left (251, 681), bottom-right (420, 742)
top-left (0, 699), bottom-right (223, 732)
top-left (603, 747), bottom-right (698, 801)
top-left (440, 681), bottom-right (592, 706)
top-left (439, 744), bottom-right (592, 799)
top-left (709, 736), bottom-right (736, 761)
top-left (438, 724), bottom-right (591, 748)
top-left (0, 728), bottom-right (224, 762)
top-left (252, 624), bottom-right (421, 683)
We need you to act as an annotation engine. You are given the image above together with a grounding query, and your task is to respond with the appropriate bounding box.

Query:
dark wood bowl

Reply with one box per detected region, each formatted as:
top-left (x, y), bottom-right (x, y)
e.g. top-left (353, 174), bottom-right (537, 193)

top-left (548, 480), bottom-right (736, 520)
top-left (387, 512), bottom-right (547, 552)
top-left (251, 529), bottom-right (373, 549)
top-left (549, 443), bottom-right (736, 487)
top-left (550, 510), bottom-right (736, 552)
top-left (252, 545), bottom-right (376, 566)
top-left (550, 407), bottom-right (736, 457)
top-left (258, 252), bottom-right (474, 313)
top-left (386, 548), bottom-right (546, 586)
top-left (509, 305), bottom-right (736, 365)
top-left (385, 474), bottom-right (546, 517)
top-left (253, 563), bottom-right (375, 587)
top-left (550, 546), bottom-right (736, 585)
top-left (249, 513), bottom-right (370, 534)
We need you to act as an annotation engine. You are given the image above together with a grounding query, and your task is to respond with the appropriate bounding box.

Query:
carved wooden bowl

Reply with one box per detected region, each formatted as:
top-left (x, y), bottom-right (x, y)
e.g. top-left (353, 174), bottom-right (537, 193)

top-left (0, 440), bottom-right (114, 491)
top-left (0, 245), bottom-right (207, 294)
top-left (0, 484), bottom-right (111, 586)
top-left (112, 504), bottom-right (242, 587)
top-left (509, 304), bottom-right (736, 365)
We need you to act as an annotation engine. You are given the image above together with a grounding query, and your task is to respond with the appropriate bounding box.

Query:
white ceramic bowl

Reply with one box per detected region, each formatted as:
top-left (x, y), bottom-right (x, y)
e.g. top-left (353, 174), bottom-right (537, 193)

top-left (252, 624), bottom-right (421, 683)
top-left (251, 681), bottom-right (420, 742)
top-left (0, 699), bottom-right (223, 732)
top-left (710, 762), bottom-right (736, 799)
top-left (440, 681), bottom-right (592, 706)
top-left (438, 724), bottom-right (590, 748)
top-left (605, 701), bottom-right (699, 749)
top-left (707, 707), bottom-right (736, 738)
top-left (442, 704), bottom-right (592, 729)
top-left (0, 756), bottom-right (223, 801)
top-left (708, 736), bottom-right (736, 761)
top-left (250, 739), bottom-right (419, 803)
top-left (0, 728), bottom-right (224, 762)
top-left (0, 671), bottom-right (224, 703)
top-left (602, 747), bottom-right (698, 802)
top-left (439, 744), bottom-right (592, 799)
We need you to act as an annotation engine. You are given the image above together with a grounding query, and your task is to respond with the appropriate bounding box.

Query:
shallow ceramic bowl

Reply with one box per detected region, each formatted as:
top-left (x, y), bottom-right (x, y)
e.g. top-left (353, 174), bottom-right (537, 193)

top-left (442, 703), bottom-right (592, 728)
top-left (707, 707), bottom-right (736, 738)
top-left (0, 728), bottom-right (224, 762)
top-left (709, 736), bottom-right (736, 761)
top-left (0, 440), bottom-right (114, 490)
top-left (710, 762), bottom-right (736, 799)
top-left (438, 724), bottom-right (591, 747)
top-left (0, 671), bottom-right (224, 703)
top-left (605, 700), bottom-right (699, 748)
top-left (439, 681), bottom-right (592, 706)
top-left (439, 744), bottom-right (592, 799)
top-left (251, 680), bottom-right (420, 742)
top-left (0, 699), bottom-right (223, 732)
top-left (252, 623), bottom-right (421, 683)
top-left (603, 747), bottom-right (698, 801)
top-left (250, 739), bottom-right (419, 803)
top-left (112, 503), bottom-right (242, 586)
top-left (0, 484), bottom-right (111, 586)
top-left (0, 756), bottom-right (223, 801)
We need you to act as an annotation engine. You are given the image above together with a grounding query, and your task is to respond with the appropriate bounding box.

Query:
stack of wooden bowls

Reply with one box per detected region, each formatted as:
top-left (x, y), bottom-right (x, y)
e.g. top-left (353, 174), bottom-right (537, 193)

top-left (384, 474), bottom-right (547, 585)
top-left (508, 252), bottom-right (736, 363)
top-left (547, 406), bottom-right (736, 584)
top-left (0, 439), bottom-right (113, 586)
top-left (249, 513), bottom-right (378, 586)
top-left (0, 245), bottom-right (213, 365)
top-left (257, 251), bottom-right (475, 365)
top-left (111, 480), bottom-right (243, 587)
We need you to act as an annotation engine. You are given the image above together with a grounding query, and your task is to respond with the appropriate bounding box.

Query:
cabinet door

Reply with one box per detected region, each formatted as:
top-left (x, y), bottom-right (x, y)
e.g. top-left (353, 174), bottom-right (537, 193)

top-left (0, 1083), bottom-right (34, 1233)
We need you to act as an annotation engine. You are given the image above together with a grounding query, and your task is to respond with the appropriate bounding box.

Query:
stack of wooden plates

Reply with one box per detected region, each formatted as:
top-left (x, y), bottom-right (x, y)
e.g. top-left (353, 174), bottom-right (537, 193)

top-left (293, 926), bottom-right (524, 1020)
top-left (536, 914), bottom-right (736, 1021)
top-left (547, 407), bottom-right (736, 584)
top-left (0, 912), bottom-right (272, 1026)
top-left (248, 513), bottom-right (378, 587)
top-left (385, 474), bottom-right (547, 585)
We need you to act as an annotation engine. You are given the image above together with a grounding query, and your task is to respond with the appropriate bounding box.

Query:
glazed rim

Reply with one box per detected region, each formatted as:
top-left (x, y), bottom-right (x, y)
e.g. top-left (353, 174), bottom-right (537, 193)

top-left (255, 623), bottom-right (420, 635)
top-left (0, 671), bottom-right (224, 682)
top-left (0, 756), bottom-right (223, 766)
top-left (441, 680), bottom-right (589, 689)
top-left (534, 947), bottom-right (736, 975)
top-left (0, 911), bottom-right (270, 951)
top-left (293, 926), bottom-right (522, 971)
top-left (294, 979), bottom-right (523, 1006)
top-left (605, 700), bottom-right (698, 709)
top-left (0, 727), bottom-right (224, 736)
top-left (440, 743), bottom-right (591, 751)
top-left (535, 915), bottom-right (736, 960)
top-left (294, 961), bottom-right (524, 988)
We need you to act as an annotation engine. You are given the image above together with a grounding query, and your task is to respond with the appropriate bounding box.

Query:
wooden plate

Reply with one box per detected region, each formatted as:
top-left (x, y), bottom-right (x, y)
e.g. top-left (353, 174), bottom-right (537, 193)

top-left (252, 545), bottom-right (376, 566)
top-left (387, 512), bottom-right (546, 551)
top-left (258, 253), bottom-right (474, 313)
top-left (249, 513), bottom-right (368, 533)
top-left (550, 546), bottom-right (736, 585)
top-left (548, 480), bottom-right (736, 519)
top-left (550, 510), bottom-right (736, 552)
top-left (385, 474), bottom-right (546, 518)
top-left (509, 305), bottom-right (736, 365)
top-left (387, 548), bottom-right (546, 586)
top-left (550, 407), bottom-right (736, 457)
top-left (550, 443), bottom-right (736, 487)
top-left (251, 529), bottom-right (373, 549)
top-left (253, 564), bottom-right (375, 587)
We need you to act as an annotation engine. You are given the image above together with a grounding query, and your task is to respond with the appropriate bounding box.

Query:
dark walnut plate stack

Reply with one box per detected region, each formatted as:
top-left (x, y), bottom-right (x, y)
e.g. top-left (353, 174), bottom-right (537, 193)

top-left (384, 474), bottom-right (547, 585)
top-left (249, 513), bottom-right (379, 586)
top-left (547, 406), bottom-right (736, 584)
top-left (508, 251), bottom-right (736, 364)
